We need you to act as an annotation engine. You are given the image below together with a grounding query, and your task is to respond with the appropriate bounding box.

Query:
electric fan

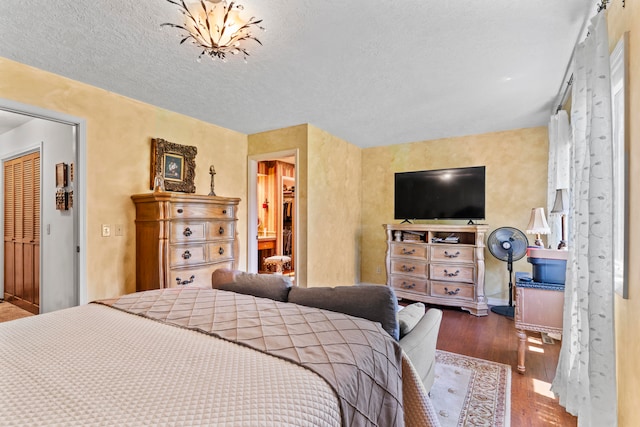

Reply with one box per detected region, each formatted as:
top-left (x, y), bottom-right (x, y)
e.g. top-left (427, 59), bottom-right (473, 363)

top-left (487, 227), bottom-right (528, 318)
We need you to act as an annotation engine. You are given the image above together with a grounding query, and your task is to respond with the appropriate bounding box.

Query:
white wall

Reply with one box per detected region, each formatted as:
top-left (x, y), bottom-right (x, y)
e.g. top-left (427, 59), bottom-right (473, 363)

top-left (0, 117), bottom-right (76, 313)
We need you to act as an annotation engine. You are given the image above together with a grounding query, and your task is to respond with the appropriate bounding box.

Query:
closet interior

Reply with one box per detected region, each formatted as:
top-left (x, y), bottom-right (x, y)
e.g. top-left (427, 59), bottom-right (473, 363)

top-left (257, 159), bottom-right (295, 277)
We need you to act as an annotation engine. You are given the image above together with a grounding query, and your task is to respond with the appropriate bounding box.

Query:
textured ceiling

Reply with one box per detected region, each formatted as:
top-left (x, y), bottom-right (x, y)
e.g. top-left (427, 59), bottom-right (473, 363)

top-left (0, 0), bottom-right (595, 147)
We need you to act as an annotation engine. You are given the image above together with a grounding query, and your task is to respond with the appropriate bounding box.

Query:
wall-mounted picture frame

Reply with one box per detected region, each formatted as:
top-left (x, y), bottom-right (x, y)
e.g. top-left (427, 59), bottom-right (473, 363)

top-left (150, 138), bottom-right (197, 193)
top-left (611, 32), bottom-right (629, 299)
top-left (163, 153), bottom-right (184, 182)
top-left (55, 163), bottom-right (68, 188)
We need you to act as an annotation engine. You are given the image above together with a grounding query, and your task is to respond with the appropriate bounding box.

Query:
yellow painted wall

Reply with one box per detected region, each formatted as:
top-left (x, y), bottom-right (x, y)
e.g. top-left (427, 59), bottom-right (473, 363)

top-left (307, 125), bottom-right (362, 286)
top-left (0, 57), bottom-right (248, 301)
top-left (606, 3), bottom-right (640, 425)
top-left (360, 127), bottom-right (549, 302)
top-left (248, 125), bottom-right (309, 285)
top-left (248, 124), bottom-right (362, 287)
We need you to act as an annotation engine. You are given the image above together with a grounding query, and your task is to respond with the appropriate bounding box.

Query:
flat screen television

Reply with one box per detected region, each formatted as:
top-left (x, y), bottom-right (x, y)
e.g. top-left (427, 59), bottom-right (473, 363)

top-left (394, 166), bottom-right (486, 221)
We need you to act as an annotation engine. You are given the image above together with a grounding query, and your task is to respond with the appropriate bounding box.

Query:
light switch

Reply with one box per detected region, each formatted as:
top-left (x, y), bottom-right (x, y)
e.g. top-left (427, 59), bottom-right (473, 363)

top-left (102, 224), bottom-right (111, 237)
top-left (115, 224), bottom-right (123, 236)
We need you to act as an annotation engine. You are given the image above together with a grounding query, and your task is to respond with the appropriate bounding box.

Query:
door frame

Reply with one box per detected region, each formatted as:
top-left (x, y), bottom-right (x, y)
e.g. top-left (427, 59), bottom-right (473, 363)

top-left (247, 149), bottom-right (299, 276)
top-left (0, 98), bottom-right (87, 307)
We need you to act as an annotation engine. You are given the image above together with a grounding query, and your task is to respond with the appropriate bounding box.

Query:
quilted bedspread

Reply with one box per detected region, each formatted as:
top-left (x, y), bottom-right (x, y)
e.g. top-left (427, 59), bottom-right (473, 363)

top-left (0, 298), bottom-right (341, 426)
top-left (103, 288), bottom-right (405, 427)
top-left (0, 288), bottom-right (438, 426)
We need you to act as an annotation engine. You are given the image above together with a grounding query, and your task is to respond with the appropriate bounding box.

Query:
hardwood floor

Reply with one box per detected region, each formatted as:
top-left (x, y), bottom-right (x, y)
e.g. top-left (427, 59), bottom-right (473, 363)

top-left (0, 300), bottom-right (34, 323)
top-left (434, 304), bottom-right (577, 426)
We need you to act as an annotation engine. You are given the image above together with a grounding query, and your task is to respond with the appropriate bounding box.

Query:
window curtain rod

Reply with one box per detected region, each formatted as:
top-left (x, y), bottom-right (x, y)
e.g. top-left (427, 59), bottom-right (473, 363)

top-left (551, 0), bottom-right (624, 115)
top-left (555, 75), bottom-right (574, 114)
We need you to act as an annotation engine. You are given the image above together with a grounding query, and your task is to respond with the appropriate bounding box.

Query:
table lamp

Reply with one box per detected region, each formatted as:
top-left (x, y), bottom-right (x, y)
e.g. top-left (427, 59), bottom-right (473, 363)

top-left (526, 207), bottom-right (550, 247)
top-left (551, 188), bottom-right (569, 250)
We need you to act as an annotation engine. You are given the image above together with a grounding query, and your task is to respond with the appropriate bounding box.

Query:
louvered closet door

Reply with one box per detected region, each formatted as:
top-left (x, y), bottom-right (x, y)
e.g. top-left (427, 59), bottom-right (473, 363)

top-left (4, 152), bottom-right (40, 314)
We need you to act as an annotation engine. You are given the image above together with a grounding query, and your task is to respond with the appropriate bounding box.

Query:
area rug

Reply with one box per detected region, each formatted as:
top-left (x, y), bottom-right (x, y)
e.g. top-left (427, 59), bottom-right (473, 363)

top-left (430, 350), bottom-right (511, 427)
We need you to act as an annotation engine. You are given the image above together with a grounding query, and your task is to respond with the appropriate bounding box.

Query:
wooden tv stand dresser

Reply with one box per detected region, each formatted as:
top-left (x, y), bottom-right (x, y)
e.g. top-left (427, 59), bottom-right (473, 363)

top-left (383, 223), bottom-right (489, 316)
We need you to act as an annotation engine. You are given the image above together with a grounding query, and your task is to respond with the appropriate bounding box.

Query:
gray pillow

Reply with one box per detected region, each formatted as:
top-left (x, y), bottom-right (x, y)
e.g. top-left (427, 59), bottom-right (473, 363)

top-left (211, 269), bottom-right (293, 302)
top-left (398, 302), bottom-right (426, 338)
top-left (288, 285), bottom-right (400, 340)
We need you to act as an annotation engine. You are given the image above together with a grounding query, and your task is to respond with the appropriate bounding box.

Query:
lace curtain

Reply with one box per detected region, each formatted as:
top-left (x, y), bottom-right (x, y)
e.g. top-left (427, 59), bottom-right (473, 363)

top-left (551, 12), bottom-right (617, 426)
top-left (547, 110), bottom-right (571, 248)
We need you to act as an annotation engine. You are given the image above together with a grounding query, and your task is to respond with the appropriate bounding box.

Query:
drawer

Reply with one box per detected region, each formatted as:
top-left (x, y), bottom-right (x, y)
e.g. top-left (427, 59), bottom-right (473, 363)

top-left (169, 244), bottom-right (206, 267)
top-left (207, 241), bottom-right (234, 262)
top-left (258, 239), bottom-right (276, 250)
top-left (169, 262), bottom-right (234, 288)
top-left (171, 203), bottom-right (234, 219)
top-left (390, 243), bottom-right (428, 259)
top-left (390, 259), bottom-right (428, 278)
top-left (170, 221), bottom-right (206, 242)
top-left (206, 220), bottom-right (235, 240)
top-left (431, 281), bottom-right (475, 301)
top-left (390, 275), bottom-right (427, 294)
top-left (430, 245), bottom-right (475, 263)
top-left (429, 264), bottom-right (475, 283)
top-left (515, 287), bottom-right (564, 330)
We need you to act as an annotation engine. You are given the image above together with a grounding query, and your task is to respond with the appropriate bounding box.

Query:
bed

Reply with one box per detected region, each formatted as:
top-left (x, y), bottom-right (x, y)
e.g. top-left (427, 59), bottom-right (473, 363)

top-left (0, 287), bottom-right (437, 426)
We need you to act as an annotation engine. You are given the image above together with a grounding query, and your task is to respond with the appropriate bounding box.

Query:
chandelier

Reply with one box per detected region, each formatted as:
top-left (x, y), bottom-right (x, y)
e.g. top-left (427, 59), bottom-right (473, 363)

top-left (162, 0), bottom-right (264, 61)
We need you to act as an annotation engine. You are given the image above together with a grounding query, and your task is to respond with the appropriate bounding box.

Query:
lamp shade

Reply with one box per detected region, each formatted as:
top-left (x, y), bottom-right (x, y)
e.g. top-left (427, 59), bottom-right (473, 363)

top-left (526, 207), bottom-right (550, 235)
top-left (551, 188), bottom-right (570, 213)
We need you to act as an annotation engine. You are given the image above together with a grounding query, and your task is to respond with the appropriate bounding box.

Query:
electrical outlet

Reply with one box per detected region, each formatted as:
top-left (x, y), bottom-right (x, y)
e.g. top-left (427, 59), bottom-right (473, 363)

top-left (115, 224), bottom-right (123, 236)
top-left (376, 266), bottom-right (382, 274)
top-left (101, 224), bottom-right (111, 237)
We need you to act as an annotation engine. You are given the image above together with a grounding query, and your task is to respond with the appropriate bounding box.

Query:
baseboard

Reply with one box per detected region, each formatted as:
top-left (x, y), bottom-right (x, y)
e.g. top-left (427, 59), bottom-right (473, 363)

top-left (487, 297), bottom-right (509, 307)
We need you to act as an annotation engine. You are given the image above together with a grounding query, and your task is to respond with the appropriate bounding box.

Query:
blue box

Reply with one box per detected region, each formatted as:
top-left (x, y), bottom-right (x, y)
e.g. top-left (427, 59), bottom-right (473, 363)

top-left (527, 257), bottom-right (567, 285)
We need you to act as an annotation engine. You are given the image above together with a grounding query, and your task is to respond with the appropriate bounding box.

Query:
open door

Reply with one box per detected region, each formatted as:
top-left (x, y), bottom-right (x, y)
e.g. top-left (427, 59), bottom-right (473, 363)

top-left (248, 150), bottom-right (298, 283)
top-left (0, 103), bottom-right (84, 312)
top-left (256, 160), bottom-right (295, 275)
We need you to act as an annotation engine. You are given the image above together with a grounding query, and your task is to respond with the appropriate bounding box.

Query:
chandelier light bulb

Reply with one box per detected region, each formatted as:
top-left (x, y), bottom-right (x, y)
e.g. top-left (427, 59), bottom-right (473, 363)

top-left (162, 0), bottom-right (264, 61)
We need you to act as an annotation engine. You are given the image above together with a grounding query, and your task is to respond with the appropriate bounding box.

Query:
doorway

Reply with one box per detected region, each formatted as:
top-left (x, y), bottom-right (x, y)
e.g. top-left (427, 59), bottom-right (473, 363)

top-left (0, 99), bottom-right (87, 312)
top-left (248, 150), bottom-right (298, 282)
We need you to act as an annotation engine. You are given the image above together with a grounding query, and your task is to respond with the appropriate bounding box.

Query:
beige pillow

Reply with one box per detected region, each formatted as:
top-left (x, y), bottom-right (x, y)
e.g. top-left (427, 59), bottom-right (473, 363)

top-left (398, 302), bottom-right (426, 338)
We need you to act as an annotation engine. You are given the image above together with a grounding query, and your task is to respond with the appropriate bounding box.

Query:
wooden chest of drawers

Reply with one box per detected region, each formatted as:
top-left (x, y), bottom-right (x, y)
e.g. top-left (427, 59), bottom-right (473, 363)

top-left (132, 193), bottom-right (240, 291)
top-left (384, 224), bottom-right (489, 316)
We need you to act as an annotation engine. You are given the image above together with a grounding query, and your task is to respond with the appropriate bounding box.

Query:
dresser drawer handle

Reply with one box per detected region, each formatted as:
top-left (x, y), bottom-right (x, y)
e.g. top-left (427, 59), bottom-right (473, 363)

top-left (219, 226), bottom-right (224, 235)
top-left (444, 269), bottom-right (460, 277)
top-left (177, 208), bottom-right (183, 214)
top-left (401, 248), bottom-right (416, 255)
top-left (444, 287), bottom-right (461, 295)
top-left (222, 209), bottom-right (227, 214)
top-left (176, 275), bottom-right (195, 286)
top-left (401, 282), bottom-right (416, 289)
top-left (183, 227), bottom-right (192, 237)
top-left (444, 251), bottom-right (460, 258)
top-left (401, 265), bottom-right (415, 272)
top-left (182, 250), bottom-right (191, 259)
top-left (218, 247), bottom-right (224, 255)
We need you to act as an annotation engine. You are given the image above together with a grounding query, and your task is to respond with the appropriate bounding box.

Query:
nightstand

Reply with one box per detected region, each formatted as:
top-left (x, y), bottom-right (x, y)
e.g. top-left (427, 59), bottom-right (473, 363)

top-left (514, 272), bottom-right (564, 373)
